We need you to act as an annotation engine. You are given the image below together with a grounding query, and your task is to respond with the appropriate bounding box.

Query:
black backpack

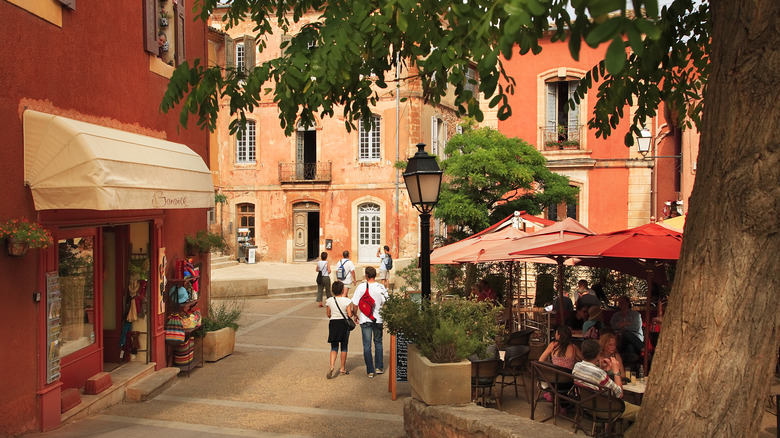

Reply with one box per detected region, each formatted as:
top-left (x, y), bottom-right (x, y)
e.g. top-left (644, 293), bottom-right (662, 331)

top-left (385, 254), bottom-right (393, 270)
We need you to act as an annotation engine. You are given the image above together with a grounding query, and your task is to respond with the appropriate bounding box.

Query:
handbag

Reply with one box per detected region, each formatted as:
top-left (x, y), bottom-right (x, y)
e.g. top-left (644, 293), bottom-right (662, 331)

top-left (316, 271), bottom-right (322, 285)
top-left (334, 298), bottom-right (356, 331)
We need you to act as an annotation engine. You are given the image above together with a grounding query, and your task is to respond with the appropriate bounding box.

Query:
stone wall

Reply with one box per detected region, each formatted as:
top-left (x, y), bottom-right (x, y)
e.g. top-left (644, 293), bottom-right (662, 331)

top-left (403, 398), bottom-right (574, 438)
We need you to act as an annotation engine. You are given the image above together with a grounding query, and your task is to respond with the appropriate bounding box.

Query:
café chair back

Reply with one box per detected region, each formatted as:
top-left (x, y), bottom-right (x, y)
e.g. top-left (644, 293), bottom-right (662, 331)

top-left (471, 358), bottom-right (503, 409)
top-left (498, 345), bottom-right (531, 402)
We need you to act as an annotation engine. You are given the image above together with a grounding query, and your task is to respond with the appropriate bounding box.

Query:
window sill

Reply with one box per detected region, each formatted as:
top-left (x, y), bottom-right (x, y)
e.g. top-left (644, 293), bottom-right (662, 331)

top-left (149, 55), bottom-right (175, 78)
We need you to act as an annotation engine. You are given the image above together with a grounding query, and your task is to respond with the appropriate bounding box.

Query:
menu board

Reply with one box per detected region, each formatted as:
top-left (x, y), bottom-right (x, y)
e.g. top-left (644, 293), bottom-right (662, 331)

top-left (46, 272), bottom-right (61, 384)
top-left (395, 333), bottom-right (408, 383)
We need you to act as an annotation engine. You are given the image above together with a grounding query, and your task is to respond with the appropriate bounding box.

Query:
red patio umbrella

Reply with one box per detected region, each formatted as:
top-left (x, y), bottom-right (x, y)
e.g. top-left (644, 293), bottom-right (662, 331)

top-left (511, 222), bottom-right (683, 372)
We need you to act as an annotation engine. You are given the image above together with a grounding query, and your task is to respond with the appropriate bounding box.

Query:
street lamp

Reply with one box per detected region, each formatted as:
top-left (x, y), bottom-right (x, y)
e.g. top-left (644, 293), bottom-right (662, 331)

top-left (637, 128), bottom-right (653, 156)
top-left (403, 143), bottom-right (443, 302)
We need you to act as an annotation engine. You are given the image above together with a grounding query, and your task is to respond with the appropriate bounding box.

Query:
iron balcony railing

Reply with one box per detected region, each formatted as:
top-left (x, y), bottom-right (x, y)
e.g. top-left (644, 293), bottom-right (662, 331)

top-left (278, 162), bottom-right (332, 183)
top-left (542, 124), bottom-right (583, 151)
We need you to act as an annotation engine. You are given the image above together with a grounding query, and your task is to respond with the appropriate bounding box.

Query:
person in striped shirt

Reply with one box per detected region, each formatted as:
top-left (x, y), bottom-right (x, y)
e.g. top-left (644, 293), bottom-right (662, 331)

top-left (572, 339), bottom-right (640, 422)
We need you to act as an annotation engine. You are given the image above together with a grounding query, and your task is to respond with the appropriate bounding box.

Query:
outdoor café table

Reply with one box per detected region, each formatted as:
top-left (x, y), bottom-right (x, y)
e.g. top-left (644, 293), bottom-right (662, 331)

top-left (622, 379), bottom-right (646, 405)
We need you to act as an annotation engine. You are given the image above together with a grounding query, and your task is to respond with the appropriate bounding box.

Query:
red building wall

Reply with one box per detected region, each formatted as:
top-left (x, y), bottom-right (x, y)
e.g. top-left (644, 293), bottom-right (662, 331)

top-left (0, 2), bottom-right (209, 435)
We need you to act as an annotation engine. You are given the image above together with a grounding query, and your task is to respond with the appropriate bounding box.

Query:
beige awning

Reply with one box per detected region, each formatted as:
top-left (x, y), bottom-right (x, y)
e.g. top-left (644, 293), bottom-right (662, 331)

top-left (24, 110), bottom-right (215, 211)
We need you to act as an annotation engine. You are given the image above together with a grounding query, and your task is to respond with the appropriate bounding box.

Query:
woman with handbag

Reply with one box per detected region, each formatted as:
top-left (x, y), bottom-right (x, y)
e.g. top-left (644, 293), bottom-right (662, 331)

top-left (315, 251), bottom-right (332, 308)
top-left (325, 281), bottom-right (353, 378)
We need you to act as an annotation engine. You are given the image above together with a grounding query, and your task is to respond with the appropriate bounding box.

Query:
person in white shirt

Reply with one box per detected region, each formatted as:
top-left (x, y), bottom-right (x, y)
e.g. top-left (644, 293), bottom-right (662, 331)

top-left (351, 267), bottom-right (388, 377)
top-left (325, 281), bottom-right (353, 379)
top-left (315, 251), bottom-right (332, 308)
top-left (376, 245), bottom-right (391, 289)
top-left (335, 250), bottom-right (357, 296)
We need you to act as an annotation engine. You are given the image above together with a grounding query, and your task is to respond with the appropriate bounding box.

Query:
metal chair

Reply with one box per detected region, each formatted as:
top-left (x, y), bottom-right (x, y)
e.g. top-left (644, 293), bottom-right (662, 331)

top-left (531, 361), bottom-right (581, 430)
top-left (507, 328), bottom-right (535, 346)
top-left (576, 384), bottom-right (626, 437)
top-left (471, 358), bottom-right (503, 409)
top-left (498, 345), bottom-right (530, 403)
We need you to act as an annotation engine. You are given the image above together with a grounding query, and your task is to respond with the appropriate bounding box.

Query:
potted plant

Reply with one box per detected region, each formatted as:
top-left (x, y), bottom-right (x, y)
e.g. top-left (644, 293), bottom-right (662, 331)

top-left (185, 230), bottom-right (229, 255)
top-left (0, 218), bottom-right (54, 257)
top-left (159, 10), bottom-right (170, 27)
top-left (395, 257), bottom-right (421, 297)
top-left (193, 297), bottom-right (244, 361)
top-left (381, 295), bottom-right (502, 405)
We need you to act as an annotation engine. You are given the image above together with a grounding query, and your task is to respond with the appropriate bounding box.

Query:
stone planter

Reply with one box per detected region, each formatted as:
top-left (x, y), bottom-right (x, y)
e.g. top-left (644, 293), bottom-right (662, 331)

top-left (407, 344), bottom-right (471, 405)
top-left (202, 327), bottom-right (236, 362)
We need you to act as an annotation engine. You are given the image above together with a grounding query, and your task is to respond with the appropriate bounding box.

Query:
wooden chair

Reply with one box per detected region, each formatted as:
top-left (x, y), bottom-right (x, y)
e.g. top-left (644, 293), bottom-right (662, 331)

top-left (530, 361), bottom-right (582, 430)
top-left (471, 358), bottom-right (503, 409)
top-left (576, 384), bottom-right (626, 437)
top-left (498, 345), bottom-right (530, 403)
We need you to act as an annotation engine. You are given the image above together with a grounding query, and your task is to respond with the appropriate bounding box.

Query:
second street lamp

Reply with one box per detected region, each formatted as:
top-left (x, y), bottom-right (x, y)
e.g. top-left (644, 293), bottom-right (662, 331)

top-left (403, 143), bottom-right (443, 302)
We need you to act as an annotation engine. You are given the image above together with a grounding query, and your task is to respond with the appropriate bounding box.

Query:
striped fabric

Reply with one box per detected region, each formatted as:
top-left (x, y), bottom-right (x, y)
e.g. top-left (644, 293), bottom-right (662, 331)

top-left (572, 360), bottom-right (622, 399)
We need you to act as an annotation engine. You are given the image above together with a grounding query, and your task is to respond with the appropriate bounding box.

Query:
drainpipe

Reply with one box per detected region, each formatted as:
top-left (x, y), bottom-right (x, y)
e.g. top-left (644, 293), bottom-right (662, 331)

top-left (395, 52), bottom-right (401, 255)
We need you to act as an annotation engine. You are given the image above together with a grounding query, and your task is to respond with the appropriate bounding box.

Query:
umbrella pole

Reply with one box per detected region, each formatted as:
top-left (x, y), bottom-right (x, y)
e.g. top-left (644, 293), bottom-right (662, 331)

top-left (644, 263), bottom-right (654, 373)
top-left (507, 261), bottom-right (514, 331)
top-left (557, 257), bottom-right (565, 327)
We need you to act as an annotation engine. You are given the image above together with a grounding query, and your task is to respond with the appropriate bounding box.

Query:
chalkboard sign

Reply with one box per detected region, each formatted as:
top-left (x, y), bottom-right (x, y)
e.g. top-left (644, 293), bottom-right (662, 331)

top-left (395, 333), bottom-right (408, 382)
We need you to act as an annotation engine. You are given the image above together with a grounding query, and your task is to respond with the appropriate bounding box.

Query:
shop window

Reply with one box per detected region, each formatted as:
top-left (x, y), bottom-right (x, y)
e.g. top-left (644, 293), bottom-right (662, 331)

top-left (143, 0), bottom-right (186, 65)
top-left (236, 120), bottom-right (256, 163)
top-left (58, 235), bottom-right (96, 358)
top-left (237, 203), bottom-right (256, 242)
top-left (359, 115), bottom-right (381, 161)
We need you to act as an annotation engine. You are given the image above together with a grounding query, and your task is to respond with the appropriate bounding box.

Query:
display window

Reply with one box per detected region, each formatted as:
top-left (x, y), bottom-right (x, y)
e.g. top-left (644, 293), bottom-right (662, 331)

top-left (58, 231), bottom-right (98, 358)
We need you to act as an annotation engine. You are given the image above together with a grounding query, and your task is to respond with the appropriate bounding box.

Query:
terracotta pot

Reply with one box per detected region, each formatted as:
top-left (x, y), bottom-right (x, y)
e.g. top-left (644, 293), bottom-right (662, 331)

top-left (6, 237), bottom-right (29, 257)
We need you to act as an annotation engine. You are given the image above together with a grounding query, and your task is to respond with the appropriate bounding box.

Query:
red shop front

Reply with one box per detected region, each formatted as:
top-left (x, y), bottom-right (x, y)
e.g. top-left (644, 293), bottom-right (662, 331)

top-left (24, 111), bottom-right (214, 430)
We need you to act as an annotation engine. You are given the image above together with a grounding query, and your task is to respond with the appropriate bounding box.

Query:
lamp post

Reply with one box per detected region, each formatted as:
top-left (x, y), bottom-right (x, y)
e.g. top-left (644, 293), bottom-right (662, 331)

top-left (403, 143), bottom-right (443, 302)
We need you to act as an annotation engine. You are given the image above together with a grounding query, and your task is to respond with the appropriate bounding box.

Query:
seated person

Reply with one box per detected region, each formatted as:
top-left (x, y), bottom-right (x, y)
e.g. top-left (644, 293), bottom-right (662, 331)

top-left (597, 331), bottom-right (625, 378)
top-left (539, 325), bottom-right (582, 370)
top-left (572, 339), bottom-right (640, 423)
top-left (565, 304), bottom-right (589, 331)
top-left (478, 279), bottom-right (497, 303)
top-left (575, 280), bottom-right (601, 308)
top-left (551, 294), bottom-right (574, 312)
top-left (582, 306), bottom-right (604, 339)
top-left (610, 296), bottom-right (644, 363)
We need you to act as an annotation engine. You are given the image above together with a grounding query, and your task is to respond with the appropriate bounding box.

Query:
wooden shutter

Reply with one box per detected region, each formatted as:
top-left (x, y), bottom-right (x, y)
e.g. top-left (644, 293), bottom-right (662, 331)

top-left (442, 121), bottom-right (448, 157)
top-left (280, 34), bottom-right (292, 56)
top-left (174, 0), bottom-right (186, 65)
top-left (143, 0), bottom-right (157, 54)
top-left (431, 116), bottom-right (438, 156)
top-left (245, 36), bottom-right (256, 73)
top-left (57, 0), bottom-right (76, 10)
top-left (567, 81), bottom-right (580, 136)
top-left (225, 35), bottom-right (234, 69)
top-left (546, 82), bottom-right (557, 130)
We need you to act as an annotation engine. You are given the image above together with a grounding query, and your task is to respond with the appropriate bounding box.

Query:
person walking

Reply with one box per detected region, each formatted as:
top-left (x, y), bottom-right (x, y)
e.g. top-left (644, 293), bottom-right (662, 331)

top-left (351, 267), bottom-right (388, 378)
top-left (315, 252), bottom-right (332, 307)
top-left (376, 245), bottom-right (391, 289)
top-left (335, 250), bottom-right (356, 296)
top-left (325, 281), bottom-right (352, 379)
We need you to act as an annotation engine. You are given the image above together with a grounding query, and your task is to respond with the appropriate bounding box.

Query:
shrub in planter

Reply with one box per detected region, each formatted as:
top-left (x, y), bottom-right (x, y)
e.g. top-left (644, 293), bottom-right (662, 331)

top-left (380, 295), bottom-right (501, 363)
top-left (194, 298), bottom-right (245, 361)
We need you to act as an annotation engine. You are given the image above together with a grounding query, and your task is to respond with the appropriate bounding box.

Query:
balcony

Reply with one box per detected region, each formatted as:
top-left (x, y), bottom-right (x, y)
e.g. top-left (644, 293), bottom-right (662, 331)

top-left (279, 162), bottom-right (332, 183)
top-left (542, 124), bottom-right (583, 151)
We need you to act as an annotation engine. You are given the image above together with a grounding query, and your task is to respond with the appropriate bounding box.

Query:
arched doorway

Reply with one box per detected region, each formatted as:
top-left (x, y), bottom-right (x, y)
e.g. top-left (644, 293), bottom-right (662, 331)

top-left (293, 202), bottom-right (320, 262)
top-left (357, 203), bottom-right (381, 263)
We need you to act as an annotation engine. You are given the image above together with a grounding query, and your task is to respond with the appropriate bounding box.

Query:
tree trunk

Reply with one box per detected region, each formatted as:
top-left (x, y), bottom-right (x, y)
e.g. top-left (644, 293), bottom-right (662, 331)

top-left (630, 1), bottom-right (780, 436)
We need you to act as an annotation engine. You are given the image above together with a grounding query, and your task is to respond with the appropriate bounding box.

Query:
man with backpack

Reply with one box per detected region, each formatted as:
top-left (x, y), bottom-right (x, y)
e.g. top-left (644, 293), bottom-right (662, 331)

top-left (351, 267), bottom-right (388, 378)
top-left (335, 250), bottom-right (356, 296)
top-left (376, 245), bottom-right (393, 289)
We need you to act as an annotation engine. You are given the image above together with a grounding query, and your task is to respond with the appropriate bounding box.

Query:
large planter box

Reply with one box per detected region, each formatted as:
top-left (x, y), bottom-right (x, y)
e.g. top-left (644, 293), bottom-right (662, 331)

top-left (202, 327), bottom-right (236, 362)
top-left (407, 344), bottom-right (471, 405)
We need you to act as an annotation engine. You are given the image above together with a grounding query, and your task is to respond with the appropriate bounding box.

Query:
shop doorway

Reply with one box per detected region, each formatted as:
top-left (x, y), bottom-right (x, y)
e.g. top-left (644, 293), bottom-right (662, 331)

top-left (293, 202), bottom-right (320, 262)
top-left (102, 223), bottom-right (152, 371)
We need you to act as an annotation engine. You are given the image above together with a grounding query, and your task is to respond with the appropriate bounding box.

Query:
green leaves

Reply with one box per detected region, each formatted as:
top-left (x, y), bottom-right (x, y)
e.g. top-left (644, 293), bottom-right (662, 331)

top-left (605, 36), bottom-right (627, 75)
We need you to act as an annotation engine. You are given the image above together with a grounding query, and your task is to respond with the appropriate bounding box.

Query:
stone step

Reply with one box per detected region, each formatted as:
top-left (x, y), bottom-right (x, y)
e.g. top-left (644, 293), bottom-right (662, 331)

top-left (211, 254), bottom-right (238, 270)
top-left (125, 367), bottom-right (180, 402)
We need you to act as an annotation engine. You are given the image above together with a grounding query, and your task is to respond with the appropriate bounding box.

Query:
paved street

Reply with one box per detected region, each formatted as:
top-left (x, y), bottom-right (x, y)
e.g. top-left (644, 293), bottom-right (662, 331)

top-left (25, 261), bottom-right (779, 437)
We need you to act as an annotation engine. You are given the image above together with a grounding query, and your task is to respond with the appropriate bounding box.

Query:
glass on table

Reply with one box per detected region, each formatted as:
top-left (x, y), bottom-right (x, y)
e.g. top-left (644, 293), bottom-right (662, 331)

top-left (630, 371), bottom-right (637, 383)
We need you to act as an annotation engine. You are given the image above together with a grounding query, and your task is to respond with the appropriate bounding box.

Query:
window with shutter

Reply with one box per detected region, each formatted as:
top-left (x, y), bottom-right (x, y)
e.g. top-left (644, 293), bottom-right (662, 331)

top-left (144, 0), bottom-right (186, 66)
top-left (244, 37), bottom-right (256, 73)
top-left (225, 35), bottom-right (234, 69)
top-left (544, 79), bottom-right (582, 148)
top-left (235, 42), bottom-right (245, 71)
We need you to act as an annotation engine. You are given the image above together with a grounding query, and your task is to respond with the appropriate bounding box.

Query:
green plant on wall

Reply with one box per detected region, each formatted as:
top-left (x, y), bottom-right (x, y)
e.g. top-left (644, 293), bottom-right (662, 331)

top-left (214, 193), bottom-right (228, 205)
top-left (193, 298), bottom-right (245, 336)
top-left (395, 257), bottom-right (421, 295)
top-left (185, 230), bottom-right (229, 254)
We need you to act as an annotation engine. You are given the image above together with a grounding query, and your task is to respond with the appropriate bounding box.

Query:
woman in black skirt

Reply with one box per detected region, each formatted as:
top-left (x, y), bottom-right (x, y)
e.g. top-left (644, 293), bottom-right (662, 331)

top-left (325, 281), bottom-right (352, 378)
